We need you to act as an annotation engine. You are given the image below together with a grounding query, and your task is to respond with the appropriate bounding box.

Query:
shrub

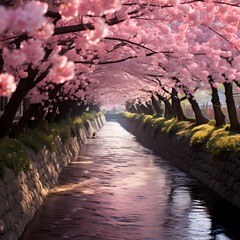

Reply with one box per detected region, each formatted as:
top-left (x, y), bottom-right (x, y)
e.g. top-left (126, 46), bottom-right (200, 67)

top-left (0, 137), bottom-right (30, 179)
top-left (207, 128), bottom-right (240, 158)
top-left (190, 124), bottom-right (215, 148)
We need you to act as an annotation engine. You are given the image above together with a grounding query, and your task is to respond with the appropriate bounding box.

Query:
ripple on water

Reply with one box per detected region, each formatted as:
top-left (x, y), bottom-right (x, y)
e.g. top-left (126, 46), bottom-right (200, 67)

top-left (20, 122), bottom-right (239, 240)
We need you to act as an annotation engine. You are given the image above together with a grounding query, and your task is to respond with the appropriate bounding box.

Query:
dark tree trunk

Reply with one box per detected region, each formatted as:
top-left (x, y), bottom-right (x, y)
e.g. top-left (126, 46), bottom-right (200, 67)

top-left (135, 104), bottom-right (144, 114)
top-left (125, 102), bottom-right (132, 112)
top-left (139, 103), bottom-right (151, 115)
top-left (78, 103), bottom-right (88, 116)
top-left (146, 101), bottom-right (155, 115)
top-left (172, 88), bottom-right (194, 122)
top-left (210, 84), bottom-right (225, 126)
top-left (223, 82), bottom-right (240, 131)
top-left (70, 101), bottom-right (78, 117)
top-left (125, 102), bottom-right (136, 113)
top-left (47, 101), bottom-right (59, 123)
top-left (0, 70), bottom-right (38, 138)
top-left (12, 104), bottom-right (41, 138)
top-left (187, 96), bottom-right (209, 125)
top-left (89, 104), bottom-right (100, 112)
top-left (130, 103), bottom-right (138, 113)
top-left (151, 95), bottom-right (163, 115)
top-left (29, 84), bottom-right (64, 128)
top-left (55, 100), bottom-right (74, 122)
top-left (156, 93), bottom-right (173, 118)
top-left (0, 65), bottom-right (50, 138)
top-left (28, 107), bottom-right (46, 129)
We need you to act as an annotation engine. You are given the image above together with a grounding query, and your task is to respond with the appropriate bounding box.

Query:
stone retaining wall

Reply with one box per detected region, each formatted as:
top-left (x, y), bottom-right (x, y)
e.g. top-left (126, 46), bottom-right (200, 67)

top-left (119, 116), bottom-right (240, 209)
top-left (0, 115), bottom-right (106, 240)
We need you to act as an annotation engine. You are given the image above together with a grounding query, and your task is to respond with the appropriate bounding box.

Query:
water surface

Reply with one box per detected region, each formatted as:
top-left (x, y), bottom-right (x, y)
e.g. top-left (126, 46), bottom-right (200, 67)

top-left (21, 122), bottom-right (240, 240)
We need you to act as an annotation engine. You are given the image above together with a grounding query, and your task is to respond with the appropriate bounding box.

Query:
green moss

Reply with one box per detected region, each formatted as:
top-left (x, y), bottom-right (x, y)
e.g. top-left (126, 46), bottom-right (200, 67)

top-left (0, 137), bottom-right (30, 179)
top-left (190, 124), bottom-right (215, 149)
top-left (207, 127), bottom-right (240, 158)
top-left (19, 127), bottom-right (56, 153)
top-left (142, 115), bottom-right (154, 127)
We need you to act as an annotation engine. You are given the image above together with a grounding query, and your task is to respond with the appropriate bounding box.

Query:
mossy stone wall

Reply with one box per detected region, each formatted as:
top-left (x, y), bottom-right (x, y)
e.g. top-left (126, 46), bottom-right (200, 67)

top-left (0, 116), bottom-right (106, 240)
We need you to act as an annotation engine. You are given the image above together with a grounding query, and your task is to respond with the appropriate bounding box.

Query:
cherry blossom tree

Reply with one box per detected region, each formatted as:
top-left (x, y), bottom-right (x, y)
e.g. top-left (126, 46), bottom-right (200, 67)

top-left (1, 0), bottom-right (240, 138)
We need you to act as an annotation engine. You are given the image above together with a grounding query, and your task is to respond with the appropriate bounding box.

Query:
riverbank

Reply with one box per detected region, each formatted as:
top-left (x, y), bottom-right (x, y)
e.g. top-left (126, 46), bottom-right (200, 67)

top-left (0, 114), bottom-right (106, 240)
top-left (119, 113), bottom-right (240, 209)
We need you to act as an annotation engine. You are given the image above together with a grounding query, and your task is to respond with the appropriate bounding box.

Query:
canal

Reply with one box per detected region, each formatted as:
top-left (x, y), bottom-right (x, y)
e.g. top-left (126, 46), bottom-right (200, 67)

top-left (21, 121), bottom-right (240, 240)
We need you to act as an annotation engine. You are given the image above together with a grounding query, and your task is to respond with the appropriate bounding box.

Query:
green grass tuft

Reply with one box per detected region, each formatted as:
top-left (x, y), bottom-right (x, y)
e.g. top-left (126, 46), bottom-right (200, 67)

top-left (0, 137), bottom-right (30, 179)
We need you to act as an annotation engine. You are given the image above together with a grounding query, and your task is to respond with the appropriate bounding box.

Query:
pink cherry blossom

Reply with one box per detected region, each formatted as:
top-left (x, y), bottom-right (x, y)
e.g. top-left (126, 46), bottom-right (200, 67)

top-left (20, 39), bottom-right (45, 65)
top-left (59, 0), bottom-right (79, 20)
top-left (30, 21), bottom-right (54, 40)
top-left (11, 1), bottom-right (46, 33)
top-left (2, 48), bottom-right (26, 68)
top-left (0, 73), bottom-right (16, 96)
top-left (84, 18), bottom-right (109, 44)
top-left (48, 56), bottom-right (75, 84)
top-left (0, 7), bottom-right (9, 34)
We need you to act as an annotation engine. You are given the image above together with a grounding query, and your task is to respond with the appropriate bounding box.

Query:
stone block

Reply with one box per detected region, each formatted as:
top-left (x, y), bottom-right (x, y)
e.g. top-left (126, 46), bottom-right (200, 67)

top-left (233, 182), bottom-right (240, 194)
top-left (19, 200), bottom-right (28, 214)
top-left (7, 194), bottom-right (17, 210)
top-left (3, 231), bottom-right (17, 240)
top-left (17, 172), bottom-right (27, 184)
top-left (20, 184), bottom-right (28, 194)
top-left (3, 169), bottom-right (15, 184)
top-left (34, 181), bottom-right (42, 194)
top-left (226, 176), bottom-right (235, 190)
top-left (0, 181), bottom-right (6, 199)
top-left (0, 218), bottom-right (7, 234)
top-left (0, 197), bottom-right (9, 217)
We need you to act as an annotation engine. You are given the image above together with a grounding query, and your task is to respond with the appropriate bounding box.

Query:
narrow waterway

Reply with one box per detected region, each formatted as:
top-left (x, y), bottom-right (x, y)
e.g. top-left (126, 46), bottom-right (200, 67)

top-left (21, 121), bottom-right (240, 240)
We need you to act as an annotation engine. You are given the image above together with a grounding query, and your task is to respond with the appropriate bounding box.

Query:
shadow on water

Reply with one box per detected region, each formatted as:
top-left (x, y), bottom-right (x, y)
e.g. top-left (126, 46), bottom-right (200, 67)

top-left (153, 150), bottom-right (240, 240)
top-left (198, 184), bottom-right (240, 240)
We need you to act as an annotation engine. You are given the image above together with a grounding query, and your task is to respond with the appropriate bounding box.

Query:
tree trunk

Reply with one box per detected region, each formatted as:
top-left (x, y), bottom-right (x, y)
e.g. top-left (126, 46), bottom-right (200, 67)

top-left (151, 95), bottom-right (163, 115)
top-left (0, 75), bottom-right (36, 138)
top-left (29, 107), bottom-right (47, 129)
top-left (12, 103), bottom-right (41, 138)
top-left (89, 104), bottom-right (100, 112)
top-left (210, 84), bottom-right (225, 126)
top-left (146, 101), bottom-right (155, 115)
top-left (156, 93), bottom-right (173, 118)
top-left (172, 88), bottom-right (194, 122)
top-left (187, 96), bottom-right (209, 125)
top-left (29, 83), bottom-right (64, 128)
top-left (47, 101), bottom-right (59, 123)
top-left (70, 101), bottom-right (78, 117)
top-left (55, 100), bottom-right (74, 122)
top-left (223, 82), bottom-right (240, 131)
top-left (135, 103), bottom-right (144, 114)
top-left (139, 103), bottom-right (151, 114)
top-left (125, 102), bottom-right (132, 112)
top-left (130, 103), bottom-right (138, 113)
top-left (0, 65), bottom-right (50, 138)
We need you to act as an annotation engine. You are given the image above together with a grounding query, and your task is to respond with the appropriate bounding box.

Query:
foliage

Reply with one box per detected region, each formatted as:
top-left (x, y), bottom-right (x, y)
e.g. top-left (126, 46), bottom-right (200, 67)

top-left (121, 113), bottom-right (240, 160)
top-left (0, 137), bottom-right (30, 179)
top-left (207, 127), bottom-right (240, 159)
top-left (190, 124), bottom-right (215, 148)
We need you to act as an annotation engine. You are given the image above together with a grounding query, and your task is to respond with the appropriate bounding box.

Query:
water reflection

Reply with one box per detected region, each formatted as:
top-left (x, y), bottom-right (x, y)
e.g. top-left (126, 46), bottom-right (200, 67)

top-left (21, 122), bottom-right (240, 240)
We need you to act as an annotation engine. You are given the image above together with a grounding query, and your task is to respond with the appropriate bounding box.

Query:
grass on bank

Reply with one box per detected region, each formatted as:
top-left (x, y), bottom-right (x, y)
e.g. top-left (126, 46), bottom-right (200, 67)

top-left (120, 112), bottom-right (240, 160)
top-left (0, 112), bottom-right (103, 179)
